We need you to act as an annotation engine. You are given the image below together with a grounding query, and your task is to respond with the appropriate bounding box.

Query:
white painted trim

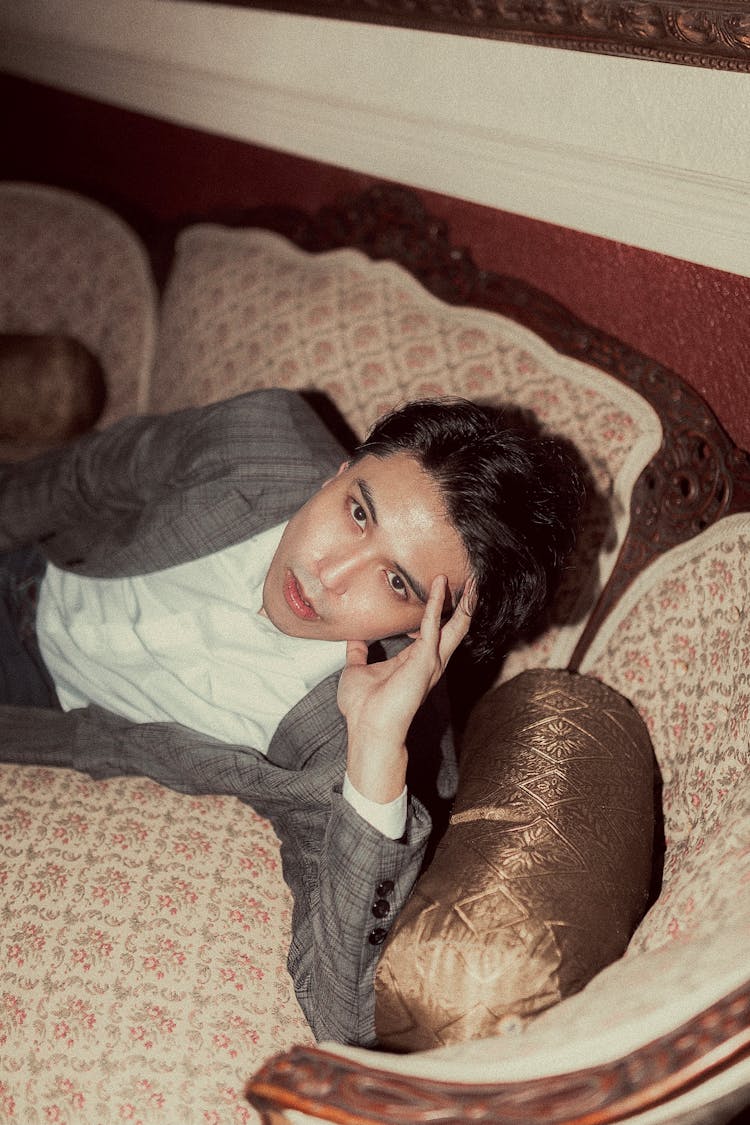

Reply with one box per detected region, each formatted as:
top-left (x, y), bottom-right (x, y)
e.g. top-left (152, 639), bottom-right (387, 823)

top-left (1, 2), bottom-right (748, 277)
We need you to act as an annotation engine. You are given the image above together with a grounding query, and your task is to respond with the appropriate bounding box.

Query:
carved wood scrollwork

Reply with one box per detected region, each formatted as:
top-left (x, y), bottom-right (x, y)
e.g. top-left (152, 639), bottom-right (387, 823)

top-left (246, 980), bottom-right (750, 1124)
top-left (570, 358), bottom-right (750, 661)
top-left (247, 182), bottom-right (750, 667)
top-left (214, 0), bottom-right (750, 70)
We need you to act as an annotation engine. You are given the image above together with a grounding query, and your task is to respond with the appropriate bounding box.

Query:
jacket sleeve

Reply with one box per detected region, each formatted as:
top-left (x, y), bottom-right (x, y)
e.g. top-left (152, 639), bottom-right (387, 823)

top-left (0, 400), bottom-right (216, 551)
top-left (0, 701), bottom-right (431, 1046)
top-left (279, 786), bottom-right (432, 1046)
top-left (0, 389), bottom-right (345, 568)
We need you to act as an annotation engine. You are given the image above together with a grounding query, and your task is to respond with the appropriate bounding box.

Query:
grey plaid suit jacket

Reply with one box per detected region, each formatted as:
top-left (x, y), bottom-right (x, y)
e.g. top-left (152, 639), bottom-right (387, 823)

top-left (0, 389), bottom-right (456, 1046)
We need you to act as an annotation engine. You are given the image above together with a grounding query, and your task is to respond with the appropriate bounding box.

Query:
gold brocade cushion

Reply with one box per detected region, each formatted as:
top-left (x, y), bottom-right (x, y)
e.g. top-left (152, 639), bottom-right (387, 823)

top-left (374, 668), bottom-right (655, 1050)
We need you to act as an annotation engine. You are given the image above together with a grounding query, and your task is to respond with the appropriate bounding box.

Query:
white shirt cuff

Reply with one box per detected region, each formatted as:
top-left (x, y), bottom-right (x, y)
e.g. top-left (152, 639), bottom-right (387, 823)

top-left (342, 773), bottom-right (408, 840)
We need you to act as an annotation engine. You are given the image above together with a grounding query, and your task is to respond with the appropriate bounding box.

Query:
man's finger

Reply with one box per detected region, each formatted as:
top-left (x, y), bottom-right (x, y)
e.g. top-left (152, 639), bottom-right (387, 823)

top-left (345, 639), bottom-right (369, 667)
top-left (418, 575), bottom-right (447, 648)
top-left (460, 576), bottom-right (478, 618)
top-left (437, 584), bottom-right (474, 661)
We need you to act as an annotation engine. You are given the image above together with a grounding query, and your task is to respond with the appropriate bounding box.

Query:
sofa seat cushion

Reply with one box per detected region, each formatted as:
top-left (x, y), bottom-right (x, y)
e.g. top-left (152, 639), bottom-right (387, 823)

top-left (373, 667), bottom-right (655, 1050)
top-left (153, 225), bottom-right (662, 674)
top-left (0, 764), bottom-right (313, 1123)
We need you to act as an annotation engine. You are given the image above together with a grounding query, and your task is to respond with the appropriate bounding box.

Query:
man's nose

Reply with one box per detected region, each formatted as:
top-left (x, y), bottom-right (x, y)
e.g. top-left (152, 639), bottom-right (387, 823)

top-left (317, 548), bottom-right (366, 593)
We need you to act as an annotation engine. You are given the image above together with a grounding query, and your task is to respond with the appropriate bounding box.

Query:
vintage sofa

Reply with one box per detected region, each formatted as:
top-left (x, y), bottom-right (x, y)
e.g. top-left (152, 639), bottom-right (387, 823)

top-left (0, 181), bottom-right (748, 1125)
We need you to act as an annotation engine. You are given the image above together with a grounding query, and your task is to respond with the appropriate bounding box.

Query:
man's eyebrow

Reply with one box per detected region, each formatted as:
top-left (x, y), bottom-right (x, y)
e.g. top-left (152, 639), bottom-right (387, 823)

top-left (356, 478), bottom-right (378, 526)
top-left (356, 477), bottom-right (429, 605)
top-left (397, 566), bottom-right (430, 606)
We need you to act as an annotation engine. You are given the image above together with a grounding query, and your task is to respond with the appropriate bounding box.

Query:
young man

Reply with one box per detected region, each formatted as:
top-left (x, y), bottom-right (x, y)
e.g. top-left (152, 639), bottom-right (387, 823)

top-left (0, 388), bottom-right (583, 1046)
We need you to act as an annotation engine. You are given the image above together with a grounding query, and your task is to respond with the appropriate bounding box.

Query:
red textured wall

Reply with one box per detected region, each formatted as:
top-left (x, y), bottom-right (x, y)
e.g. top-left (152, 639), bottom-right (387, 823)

top-left (2, 73), bottom-right (748, 452)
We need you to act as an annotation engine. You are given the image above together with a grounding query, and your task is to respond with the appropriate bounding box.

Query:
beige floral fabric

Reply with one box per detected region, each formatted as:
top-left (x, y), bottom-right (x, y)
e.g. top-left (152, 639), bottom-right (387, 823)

top-left (0, 182), bottom-right (157, 426)
top-left (0, 765), bottom-right (313, 1123)
top-left (154, 226), bottom-right (661, 674)
top-left (580, 513), bottom-right (750, 956)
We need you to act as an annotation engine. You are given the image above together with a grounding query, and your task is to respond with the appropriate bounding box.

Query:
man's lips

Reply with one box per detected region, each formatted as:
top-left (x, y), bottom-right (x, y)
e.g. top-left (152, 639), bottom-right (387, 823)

top-left (283, 571), bottom-right (320, 621)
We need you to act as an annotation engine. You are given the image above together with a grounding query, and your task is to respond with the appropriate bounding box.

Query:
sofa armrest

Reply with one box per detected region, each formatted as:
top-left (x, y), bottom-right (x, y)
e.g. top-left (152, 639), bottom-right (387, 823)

top-left (246, 978), bottom-right (750, 1124)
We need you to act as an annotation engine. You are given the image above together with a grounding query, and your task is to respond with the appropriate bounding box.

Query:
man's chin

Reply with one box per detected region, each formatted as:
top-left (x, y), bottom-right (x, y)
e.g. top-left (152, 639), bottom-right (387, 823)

top-left (260, 593), bottom-right (328, 641)
top-left (263, 602), bottom-right (310, 639)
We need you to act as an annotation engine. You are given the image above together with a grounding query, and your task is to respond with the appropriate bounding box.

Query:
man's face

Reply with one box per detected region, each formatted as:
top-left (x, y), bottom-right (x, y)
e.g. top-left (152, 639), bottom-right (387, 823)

top-left (262, 453), bottom-right (471, 643)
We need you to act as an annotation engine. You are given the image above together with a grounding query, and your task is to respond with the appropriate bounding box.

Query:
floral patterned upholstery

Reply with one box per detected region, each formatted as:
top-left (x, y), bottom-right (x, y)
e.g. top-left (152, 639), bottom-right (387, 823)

top-left (0, 182), bottom-right (157, 426)
top-left (154, 225), bottom-right (661, 676)
top-left (580, 513), bottom-right (750, 960)
top-left (0, 766), bottom-right (313, 1123)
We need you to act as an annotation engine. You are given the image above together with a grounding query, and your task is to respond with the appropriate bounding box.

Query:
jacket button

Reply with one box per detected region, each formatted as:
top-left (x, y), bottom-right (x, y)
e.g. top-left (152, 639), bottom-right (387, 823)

top-left (368, 927), bottom-right (387, 945)
top-left (372, 898), bottom-right (390, 919)
top-left (376, 880), bottom-right (394, 897)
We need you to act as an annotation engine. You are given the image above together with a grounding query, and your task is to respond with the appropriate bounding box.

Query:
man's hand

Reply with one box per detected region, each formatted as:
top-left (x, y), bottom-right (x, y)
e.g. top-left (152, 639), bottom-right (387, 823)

top-left (337, 575), bottom-right (473, 805)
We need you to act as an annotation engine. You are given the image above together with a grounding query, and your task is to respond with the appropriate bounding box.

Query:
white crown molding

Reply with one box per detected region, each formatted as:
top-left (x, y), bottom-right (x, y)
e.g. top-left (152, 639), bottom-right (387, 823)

top-left (1, 21), bottom-right (748, 278)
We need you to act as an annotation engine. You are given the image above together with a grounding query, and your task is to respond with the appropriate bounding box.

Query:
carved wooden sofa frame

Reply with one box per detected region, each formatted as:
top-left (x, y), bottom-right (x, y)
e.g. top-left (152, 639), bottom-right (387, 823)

top-left (0, 180), bottom-right (747, 1124)
top-left (231, 185), bottom-right (750, 1125)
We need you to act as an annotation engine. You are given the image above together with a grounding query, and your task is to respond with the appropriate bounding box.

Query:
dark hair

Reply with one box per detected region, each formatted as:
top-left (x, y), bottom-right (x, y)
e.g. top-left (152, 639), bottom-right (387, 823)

top-left (353, 397), bottom-right (585, 662)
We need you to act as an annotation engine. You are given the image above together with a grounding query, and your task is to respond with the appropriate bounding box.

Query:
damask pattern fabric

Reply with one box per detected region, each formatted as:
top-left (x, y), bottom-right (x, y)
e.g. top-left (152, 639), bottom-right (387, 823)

top-left (0, 183), bottom-right (157, 426)
top-left (153, 226), bottom-right (662, 675)
top-left (374, 668), bottom-right (655, 1050)
top-left (0, 764), bottom-right (313, 1123)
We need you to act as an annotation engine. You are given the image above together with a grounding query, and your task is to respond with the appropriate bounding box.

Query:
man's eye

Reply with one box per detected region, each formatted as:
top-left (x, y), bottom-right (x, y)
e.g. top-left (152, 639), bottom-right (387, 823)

top-left (350, 499), bottom-right (367, 530)
top-left (386, 571), bottom-right (408, 600)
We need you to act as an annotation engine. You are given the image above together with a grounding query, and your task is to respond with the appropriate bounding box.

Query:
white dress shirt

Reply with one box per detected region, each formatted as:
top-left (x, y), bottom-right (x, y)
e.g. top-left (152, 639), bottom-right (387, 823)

top-left (37, 521), bottom-right (406, 837)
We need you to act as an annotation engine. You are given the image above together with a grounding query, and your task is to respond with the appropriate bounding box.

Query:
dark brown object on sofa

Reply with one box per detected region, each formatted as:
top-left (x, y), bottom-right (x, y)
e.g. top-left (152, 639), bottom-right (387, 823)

top-left (0, 333), bottom-right (106, 452)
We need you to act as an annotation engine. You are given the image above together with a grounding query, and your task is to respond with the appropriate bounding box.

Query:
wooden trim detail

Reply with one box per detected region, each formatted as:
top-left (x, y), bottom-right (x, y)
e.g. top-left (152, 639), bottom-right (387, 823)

top-left (246, 981), bottom-right (750, 1123)
top-left (195, 1), bottom-right (750, 71)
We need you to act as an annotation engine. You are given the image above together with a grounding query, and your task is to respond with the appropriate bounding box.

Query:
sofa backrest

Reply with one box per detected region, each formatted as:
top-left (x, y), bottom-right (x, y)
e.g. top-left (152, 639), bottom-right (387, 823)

top-left (151, 221), bottom-right (661, 677)
top-left (580, 512), bottom-right (750, 957)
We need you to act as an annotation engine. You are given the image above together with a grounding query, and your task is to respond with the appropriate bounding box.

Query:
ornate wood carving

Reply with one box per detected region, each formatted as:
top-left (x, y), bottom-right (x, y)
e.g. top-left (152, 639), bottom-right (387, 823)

top-left (243, 183), bottom-right (750, 668)
top-left (195, 0), bottom-right (750, 71)
top-left (246, 980), bottom-right (750, 1123)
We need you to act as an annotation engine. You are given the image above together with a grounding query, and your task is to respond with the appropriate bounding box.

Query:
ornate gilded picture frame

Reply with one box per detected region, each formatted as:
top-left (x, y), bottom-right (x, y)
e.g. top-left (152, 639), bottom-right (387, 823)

top-left (194, 0), bottom-right (750, 70)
